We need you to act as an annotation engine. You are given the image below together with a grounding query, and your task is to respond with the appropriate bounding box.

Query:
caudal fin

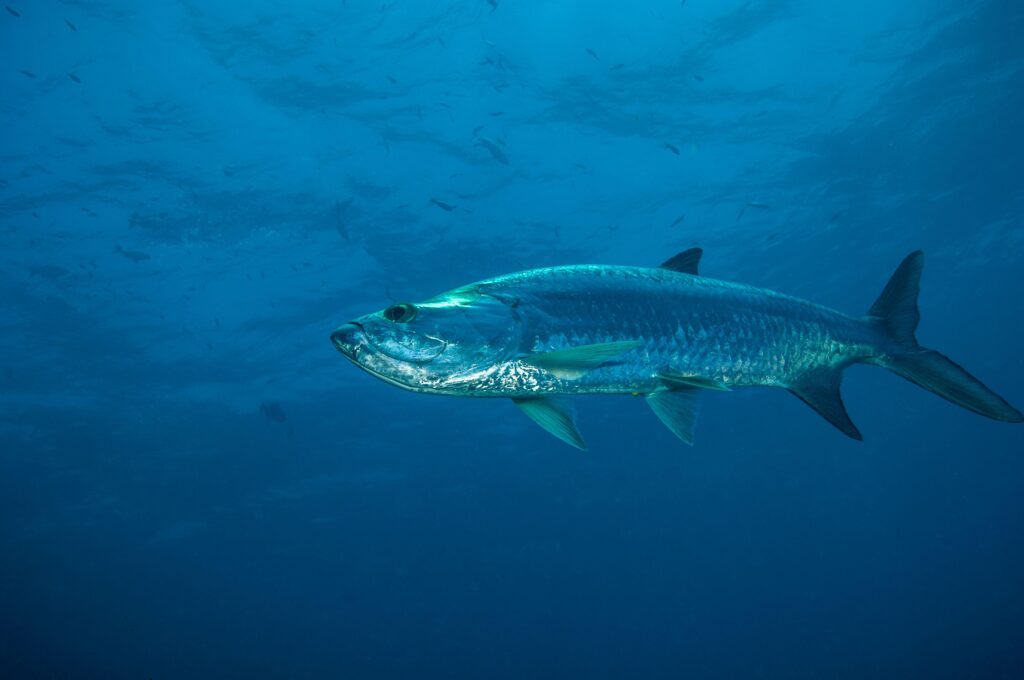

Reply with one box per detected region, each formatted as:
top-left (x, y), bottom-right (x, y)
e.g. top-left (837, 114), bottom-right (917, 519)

top-left (866, 251), bottom-right (1023, 423)
top-left (881, 349), bottom-right (1023, 422)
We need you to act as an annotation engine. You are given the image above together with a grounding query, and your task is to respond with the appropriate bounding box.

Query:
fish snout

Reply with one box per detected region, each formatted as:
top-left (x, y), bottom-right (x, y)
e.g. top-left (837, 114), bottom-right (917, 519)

top-left (331, 322), bottom-right (366, 357)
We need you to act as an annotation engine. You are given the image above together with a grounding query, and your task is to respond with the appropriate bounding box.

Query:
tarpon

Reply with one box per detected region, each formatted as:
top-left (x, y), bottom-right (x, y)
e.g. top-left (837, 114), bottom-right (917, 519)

top-left (331, 249), bottom-right (1022, 449)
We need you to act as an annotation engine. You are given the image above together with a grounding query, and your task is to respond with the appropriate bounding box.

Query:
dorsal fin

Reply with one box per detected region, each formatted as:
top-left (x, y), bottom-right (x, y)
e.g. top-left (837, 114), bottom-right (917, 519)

top-left (659, 248), bottom-right (702, 275)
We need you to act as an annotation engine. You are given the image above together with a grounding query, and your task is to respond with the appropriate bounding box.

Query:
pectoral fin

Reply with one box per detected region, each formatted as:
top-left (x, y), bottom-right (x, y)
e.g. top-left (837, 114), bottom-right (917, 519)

top-left (512, 397), bottom-right (587, 450)
top-left (788, 368), bottom-right (862, 440)
top-left (659, 372), bottom-right (730, 391)
top-left (525, 340), bottom-right (642, 379)
top-left (646, 387), bottom-right (701, 445)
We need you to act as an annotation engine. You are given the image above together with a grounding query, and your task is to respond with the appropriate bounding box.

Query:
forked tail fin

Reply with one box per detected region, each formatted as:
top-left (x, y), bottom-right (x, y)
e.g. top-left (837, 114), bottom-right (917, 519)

top-left (866, 251), bottom-right (1023, 423)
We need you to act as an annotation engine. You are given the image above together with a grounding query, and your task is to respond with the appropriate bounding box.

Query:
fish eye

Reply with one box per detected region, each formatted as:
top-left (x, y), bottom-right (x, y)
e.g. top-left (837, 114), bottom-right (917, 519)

top-left (383, 303), bottom-right (417, 323)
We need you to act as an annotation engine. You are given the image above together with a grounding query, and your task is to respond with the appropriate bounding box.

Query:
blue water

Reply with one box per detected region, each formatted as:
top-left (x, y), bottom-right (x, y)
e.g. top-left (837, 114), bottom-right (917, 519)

top-left (2, 1), bottom-right (1023, 677)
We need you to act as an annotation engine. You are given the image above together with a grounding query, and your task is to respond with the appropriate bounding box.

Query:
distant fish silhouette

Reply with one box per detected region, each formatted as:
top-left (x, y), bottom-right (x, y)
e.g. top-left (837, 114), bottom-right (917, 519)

top-left (430, 198), bottom-right (457, 212)
top-left (663, 142), bottom-right (680, 155)
top-left (114, 244), bottom-right (150, 263)
top-left (5, 5), bottom-right (19, 17)
top-left (67, 72), bottom-right (82, 84)
top-left (693, 73), bottom-right (704, 82)
top-left (260, 402), bottom-right (288, 424)
top-left (18, 69), bottom-right (35, 79)
top-left (65, 18), bottom-right (77, 31)
top-left (670, 214), bottom-right (685, 228)
top-left (585, 48), bottom-right (599, 60)
top-left (29, 264), bottom-right (69, 280)
top-left (335, 198), bottom-right (353, 241)
top-left (746, 201), bottom-right (771, 209)
top-left (30, 262), bottom-right (70, 278)
top-left (476, 136), bottom-right (509, 165)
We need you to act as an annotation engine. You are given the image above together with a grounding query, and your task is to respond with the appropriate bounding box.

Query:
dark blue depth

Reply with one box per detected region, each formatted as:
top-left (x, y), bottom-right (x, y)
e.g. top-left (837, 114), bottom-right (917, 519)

top-left (1, 1), bottom-right (1023, 678)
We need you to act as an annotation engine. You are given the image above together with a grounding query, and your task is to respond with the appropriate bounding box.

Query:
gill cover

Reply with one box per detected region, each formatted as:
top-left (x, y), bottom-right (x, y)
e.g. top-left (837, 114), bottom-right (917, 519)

top-left (349, 284), bottom-right (522, 391)
top-left (411, 286), bottom-right (522, 372)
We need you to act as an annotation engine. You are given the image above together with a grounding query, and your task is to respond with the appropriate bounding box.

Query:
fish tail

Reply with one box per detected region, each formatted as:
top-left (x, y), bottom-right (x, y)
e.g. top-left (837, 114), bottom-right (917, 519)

top-left (864, 251), bottom-right (1023, 422)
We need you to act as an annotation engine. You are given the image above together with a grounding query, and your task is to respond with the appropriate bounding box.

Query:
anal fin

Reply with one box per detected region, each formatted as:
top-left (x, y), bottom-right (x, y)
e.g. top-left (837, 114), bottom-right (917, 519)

top-left (512, 397), bottom-right (587, 450)
top-left (788, 368), bottom-right (862, 440)
top-left (646, 387), bottom-right (701, 445)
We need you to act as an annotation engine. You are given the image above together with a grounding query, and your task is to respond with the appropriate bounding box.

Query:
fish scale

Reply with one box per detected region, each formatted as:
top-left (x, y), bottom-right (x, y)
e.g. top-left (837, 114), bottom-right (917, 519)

top-left (472, 264), bottom-right (880, 396)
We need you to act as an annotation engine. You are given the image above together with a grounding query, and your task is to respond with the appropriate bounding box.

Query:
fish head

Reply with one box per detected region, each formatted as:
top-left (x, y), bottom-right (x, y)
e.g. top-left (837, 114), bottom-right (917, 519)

top-left (331, 285), bottom-right (521, 393)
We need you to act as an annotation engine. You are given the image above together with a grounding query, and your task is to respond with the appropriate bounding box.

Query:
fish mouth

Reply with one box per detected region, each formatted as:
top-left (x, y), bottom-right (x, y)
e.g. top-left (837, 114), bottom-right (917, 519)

top-left (330, 322), bottom-right (366, 358)
top-left (330, 322), bottom-right (425, 391)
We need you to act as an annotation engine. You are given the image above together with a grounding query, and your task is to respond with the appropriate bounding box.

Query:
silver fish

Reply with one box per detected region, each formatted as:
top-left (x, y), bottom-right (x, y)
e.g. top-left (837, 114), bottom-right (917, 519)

top-left (475, 136), bottom-right (509, 165)
top-left (331, 249), bottom-right (1022, 449)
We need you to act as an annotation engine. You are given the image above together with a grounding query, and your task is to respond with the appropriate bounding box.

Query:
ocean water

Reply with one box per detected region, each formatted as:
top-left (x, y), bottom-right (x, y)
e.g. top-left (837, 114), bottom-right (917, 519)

top-left (2, 1), bottom-right (1023, 677)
